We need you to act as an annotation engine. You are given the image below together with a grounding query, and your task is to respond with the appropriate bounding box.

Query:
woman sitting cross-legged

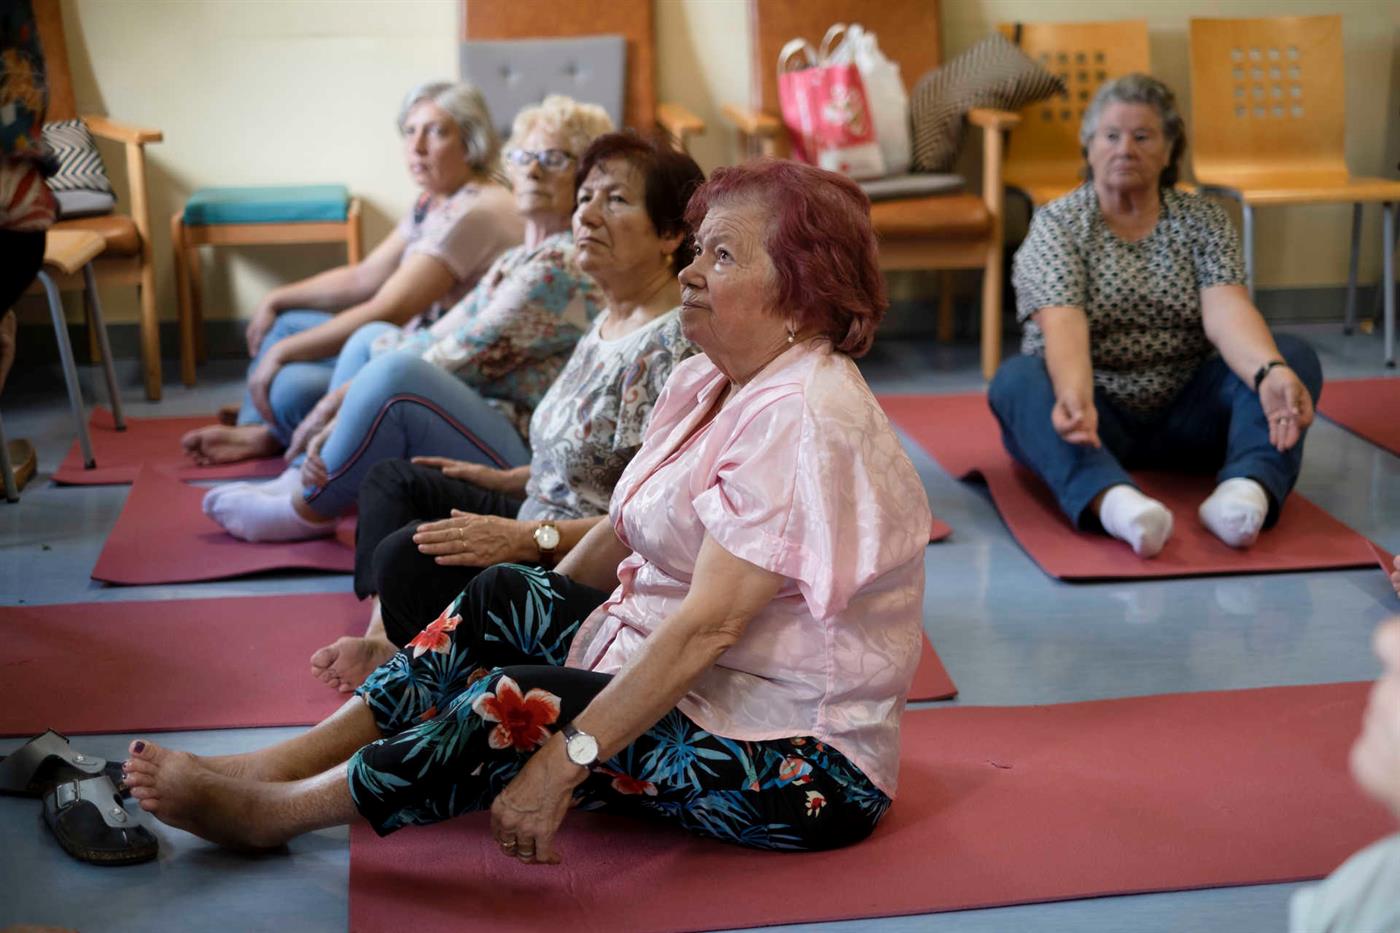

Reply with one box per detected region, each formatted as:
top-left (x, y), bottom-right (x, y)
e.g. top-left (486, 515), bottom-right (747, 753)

top-left (182, 81), bottom-right (523, 465)
top-left (309, 132), bottom-right (704, 691)
top-left (202, 96), bottom-right (613, 542)
top-left (121, 160), bottom-right (932, 858)
top-left (989, 74), bottom-right (1322, 558)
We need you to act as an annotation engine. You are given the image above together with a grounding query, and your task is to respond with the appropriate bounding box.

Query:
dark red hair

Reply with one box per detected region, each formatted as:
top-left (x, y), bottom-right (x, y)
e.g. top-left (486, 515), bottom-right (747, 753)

top-left (683, 159), bottom-right (887, 357)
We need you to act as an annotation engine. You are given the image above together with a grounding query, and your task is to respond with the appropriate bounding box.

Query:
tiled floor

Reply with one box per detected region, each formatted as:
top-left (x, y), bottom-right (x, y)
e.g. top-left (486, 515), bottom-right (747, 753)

top-left (1, 323), bottom-right (1397, 933)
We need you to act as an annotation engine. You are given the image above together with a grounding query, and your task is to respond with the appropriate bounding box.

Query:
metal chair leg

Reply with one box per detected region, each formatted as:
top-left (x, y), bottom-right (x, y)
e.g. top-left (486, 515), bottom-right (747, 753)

top-left (1344, 203), bottom-right (1362, 335)
top-left (1242, 202), bottom-right (1256, 301)
top-left (1384, 201), bottom-right (1396, 368)
top-left (0, 410), bottom-right (18, 502)
top-left (82, 264), bottom-right (125, 430)
top-left (37, 269), bottom-right (95, 468)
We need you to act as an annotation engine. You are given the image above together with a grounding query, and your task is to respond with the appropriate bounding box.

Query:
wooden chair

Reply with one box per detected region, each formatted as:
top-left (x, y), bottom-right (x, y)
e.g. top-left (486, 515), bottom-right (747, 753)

top-left (462, 0), bottom-right (704, 151)
top-left (1189, 15), bottom-right (1400, 366)
top-left (721, 0), bottom-right (1019, 379)
top-left (32, 0), bottom-right (166, 400)
top-left (999, 20), bottom-right (1150, 209)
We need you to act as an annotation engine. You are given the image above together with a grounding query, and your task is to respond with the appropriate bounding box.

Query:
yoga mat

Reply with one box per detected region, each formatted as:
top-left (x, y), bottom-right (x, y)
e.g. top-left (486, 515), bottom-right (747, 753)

top-left (909, 634), bottom-right (956, 701)
top-left (1318, 378), bottom-right (1400, 457)
top-left (882, 393), bottom-right (1379, 580)
top-left (54, 406), bottom-right (285, 485)
top-left (348, 682), bottom-right (1387, 932)
top-left (929, 516), bottom-right (952, 543)
top-left (0, 593), bottom-right (364, 736)
top-left (91, 466), bottom-right (355, 584)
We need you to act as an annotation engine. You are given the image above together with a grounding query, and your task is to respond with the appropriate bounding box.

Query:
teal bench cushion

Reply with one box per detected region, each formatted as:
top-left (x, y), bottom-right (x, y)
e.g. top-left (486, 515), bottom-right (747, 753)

top-left (183, 185), bottom-right (350, 225)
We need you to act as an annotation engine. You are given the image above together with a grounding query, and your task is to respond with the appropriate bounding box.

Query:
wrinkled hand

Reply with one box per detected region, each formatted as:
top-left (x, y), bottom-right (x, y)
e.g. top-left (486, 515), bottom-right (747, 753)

top-left (1050, 390), bottom-right (1101, 447)
top-left (286, 385), bottom-right (348, 462)
top-left (413, 510), bottom-right (529, 566)
top-left (248, 349), bottom-right (283, 426)
top-left (1258, 365), bottom-right (1314, 452)
top-left (411, 456), bottom-right (515, 492)
top-left (299, 418), bottom-right (336, 488)
top-left (1351, 619), bottom-right (1400, 818)
top-left (245, 302), bottom-right (278, 357)
top-left (490, 738), bottom-right (586, 865)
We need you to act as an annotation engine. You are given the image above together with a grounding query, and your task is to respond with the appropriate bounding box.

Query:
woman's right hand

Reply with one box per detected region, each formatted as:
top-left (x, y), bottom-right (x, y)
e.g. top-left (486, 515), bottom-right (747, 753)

top-left (286, 385), bottom-right (349, 462)
top-left (412, 456), bottom-right (518, 492)
top-left (1051, 390), bottom-right (1101, 447)
top-left (245, 300), bottom-right (278, 358)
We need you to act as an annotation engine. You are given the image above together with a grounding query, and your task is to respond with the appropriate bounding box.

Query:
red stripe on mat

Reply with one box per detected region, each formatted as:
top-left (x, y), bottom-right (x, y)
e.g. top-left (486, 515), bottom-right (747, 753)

top-left (348, 682), bottom-right (1386, 932)
top-left (881, 393), bottom-right (1379, 580)
top-left (0, 593), bottom-right (364, 736)
top-left (1318, 377), bottom-right (1400, 457)
top-left (54, 406), bottom-right (284, 485)
top-left (91, 466), bottom-right (355, 584)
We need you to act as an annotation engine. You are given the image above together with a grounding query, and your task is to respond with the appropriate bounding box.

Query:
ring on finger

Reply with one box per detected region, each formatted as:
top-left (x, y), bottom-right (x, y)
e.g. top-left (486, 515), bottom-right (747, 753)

top-left (499, 839), bottom-right (517, 850)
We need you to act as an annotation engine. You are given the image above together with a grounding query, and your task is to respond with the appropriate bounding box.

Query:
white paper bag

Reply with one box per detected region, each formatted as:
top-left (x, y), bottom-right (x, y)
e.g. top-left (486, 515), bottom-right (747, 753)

top-left (823, 23), bottom-right (911, 176)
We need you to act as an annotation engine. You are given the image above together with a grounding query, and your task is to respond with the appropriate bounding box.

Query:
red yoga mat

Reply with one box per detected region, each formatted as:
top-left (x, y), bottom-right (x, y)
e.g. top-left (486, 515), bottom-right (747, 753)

top-left (0, 593), bottom-right (365, 736)
top-left (348, 682), bottom-right (1388, 932)
top-left (91, 466), bottom-right (355, 585)
top-left (54, 406), bottom-right (284, 485)
top-left (1318, 377), bottom-right (1400, 457)
top-left (881, 393), bottom-right (1379, 580)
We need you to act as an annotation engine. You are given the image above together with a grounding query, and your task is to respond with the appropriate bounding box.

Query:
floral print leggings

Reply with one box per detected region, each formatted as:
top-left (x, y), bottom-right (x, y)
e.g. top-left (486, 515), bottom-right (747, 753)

top-left (350, 563), bottom-right (891, 850)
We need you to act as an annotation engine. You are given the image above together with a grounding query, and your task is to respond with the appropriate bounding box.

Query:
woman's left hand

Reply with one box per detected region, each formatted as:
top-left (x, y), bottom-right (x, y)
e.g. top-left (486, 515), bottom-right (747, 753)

top-left (414, 510), bottom-right (531, 566)
top-left (490, 738), bottom-right (587, 865)
top-left (1258, 365), bottom-right (1314, 452)
top-left (248, 349), bottom-right (284, 425)
top-left (299, 418), bottom-right (336, 488)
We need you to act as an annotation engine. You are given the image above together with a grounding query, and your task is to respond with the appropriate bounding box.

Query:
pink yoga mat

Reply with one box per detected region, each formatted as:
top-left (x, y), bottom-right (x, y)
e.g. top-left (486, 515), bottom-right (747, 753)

top-left (54, 406), bottom-right (284, 485)
top-left (348, 682), bottom-right (1386, 932)
top-left (1318, 377), bottom-right (1400, 456)
top-left (881, 393), bottom-right (1379, 580)
top-left (0, 593), bottom-right (365, 736)
top-left (91, 466), bottom-right (355, 584)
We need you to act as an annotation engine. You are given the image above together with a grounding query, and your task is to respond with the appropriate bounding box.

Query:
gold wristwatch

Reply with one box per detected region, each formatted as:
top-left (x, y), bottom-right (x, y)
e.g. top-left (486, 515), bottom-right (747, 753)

top-left (532, 521), bottom-right (560, 566)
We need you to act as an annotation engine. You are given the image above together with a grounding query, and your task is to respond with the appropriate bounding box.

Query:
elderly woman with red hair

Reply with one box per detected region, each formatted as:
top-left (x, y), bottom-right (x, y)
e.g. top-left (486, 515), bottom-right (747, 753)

top-left (120, 160), bottom-right (932, 860)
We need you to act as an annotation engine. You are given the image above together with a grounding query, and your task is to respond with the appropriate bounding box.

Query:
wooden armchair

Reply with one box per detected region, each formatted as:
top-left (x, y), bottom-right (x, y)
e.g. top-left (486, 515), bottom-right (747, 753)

top-left (998, 20), bottom-right (1150, 209)
top-left (462, 0), bottom-right (704, 152)
top-left (722, 0), bottom-right (1019, 379)
top-left (33, 0), bottom-right (165, 400)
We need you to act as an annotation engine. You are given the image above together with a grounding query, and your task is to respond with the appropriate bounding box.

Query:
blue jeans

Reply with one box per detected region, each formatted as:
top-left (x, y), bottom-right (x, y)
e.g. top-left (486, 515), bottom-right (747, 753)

top-left (303, 351), bottom-right (530, 517)
top-left (236, 310), bottom-right (335, 444)
top-left (987, 333), bottom-right (1323, 530)
top-left (329, 320), bottom-right (401, 388)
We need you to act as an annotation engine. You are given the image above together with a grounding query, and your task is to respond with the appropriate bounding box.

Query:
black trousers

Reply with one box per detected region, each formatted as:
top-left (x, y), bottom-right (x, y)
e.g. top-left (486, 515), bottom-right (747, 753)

top-left (355, 458), bottom-right (523, 647)
top-left (0, 230), bottom-right (45, 312)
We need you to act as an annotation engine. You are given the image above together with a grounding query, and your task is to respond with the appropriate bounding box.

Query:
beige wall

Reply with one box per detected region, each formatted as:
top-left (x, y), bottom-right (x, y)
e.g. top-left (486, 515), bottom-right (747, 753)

top-left (54, 0), bottom-right (1399, 330)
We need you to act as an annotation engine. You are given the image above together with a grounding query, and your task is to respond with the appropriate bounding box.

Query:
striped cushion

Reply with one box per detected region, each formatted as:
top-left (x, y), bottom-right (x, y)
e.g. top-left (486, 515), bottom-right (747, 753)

top-left (910, 35), bottom-right (1064, 173)
top-left (42, 120), bottom-right (115, 195)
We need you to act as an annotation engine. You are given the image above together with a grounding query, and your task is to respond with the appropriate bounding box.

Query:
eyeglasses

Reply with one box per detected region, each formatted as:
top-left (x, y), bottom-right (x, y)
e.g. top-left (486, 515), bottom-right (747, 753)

top-left (505, 148), bottom-right (576, 172)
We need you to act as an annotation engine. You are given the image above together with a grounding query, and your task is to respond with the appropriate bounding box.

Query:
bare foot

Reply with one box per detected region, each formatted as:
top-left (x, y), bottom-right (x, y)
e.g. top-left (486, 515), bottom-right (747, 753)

top-left (122, 740), bottom-right (289, 849)
top-left (181, 424), bottom-right (281, 466)
top-left (311, 636), bottom-right (397, 693)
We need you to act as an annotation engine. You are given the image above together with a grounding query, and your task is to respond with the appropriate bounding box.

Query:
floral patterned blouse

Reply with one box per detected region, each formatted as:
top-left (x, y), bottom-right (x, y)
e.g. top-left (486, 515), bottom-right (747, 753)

top-left (1013, 184), bottom-right (1245, 416)
top-left (374, 231), bottom-right (601, 438)
top-left (518, 307), bottom-right (696, 522)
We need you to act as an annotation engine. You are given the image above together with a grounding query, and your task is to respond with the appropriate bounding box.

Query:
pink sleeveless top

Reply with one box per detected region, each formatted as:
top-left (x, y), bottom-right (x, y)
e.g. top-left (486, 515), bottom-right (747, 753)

top-left (566, 340), bottom-right (930, 795)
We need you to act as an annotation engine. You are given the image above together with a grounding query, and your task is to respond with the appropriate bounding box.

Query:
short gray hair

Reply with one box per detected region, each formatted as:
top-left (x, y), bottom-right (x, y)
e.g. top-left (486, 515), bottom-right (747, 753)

top-left (398, 81), bottom-right (500, 173)
top-left (504, 95), bottom-right (614, 161)
top-left (1079, 74), bottom-right (1187, 189)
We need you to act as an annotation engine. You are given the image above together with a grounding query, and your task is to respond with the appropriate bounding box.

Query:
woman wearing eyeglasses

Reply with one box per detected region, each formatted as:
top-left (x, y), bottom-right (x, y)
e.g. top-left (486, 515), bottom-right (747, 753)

top-left (201, 96), bottom-right (616, 542)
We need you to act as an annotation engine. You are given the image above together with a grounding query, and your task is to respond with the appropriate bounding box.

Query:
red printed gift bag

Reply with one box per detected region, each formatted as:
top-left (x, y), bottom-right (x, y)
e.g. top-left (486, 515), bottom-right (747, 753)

top-left (777, 37), bottom-right (886, 179)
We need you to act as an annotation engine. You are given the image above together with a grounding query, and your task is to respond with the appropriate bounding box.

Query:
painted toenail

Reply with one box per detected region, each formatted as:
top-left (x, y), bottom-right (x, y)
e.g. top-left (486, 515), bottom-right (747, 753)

top-left (133, 741), bottom-right (146, 753)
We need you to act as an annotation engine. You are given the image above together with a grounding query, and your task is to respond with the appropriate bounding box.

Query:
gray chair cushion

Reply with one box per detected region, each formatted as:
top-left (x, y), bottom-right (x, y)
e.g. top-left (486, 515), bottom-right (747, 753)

top-left (460, 36), bottom-right (626, 139)
top-left (859, 173), bottom-right (965, 202)
top-left (53, 189), bottom-right (117, 219)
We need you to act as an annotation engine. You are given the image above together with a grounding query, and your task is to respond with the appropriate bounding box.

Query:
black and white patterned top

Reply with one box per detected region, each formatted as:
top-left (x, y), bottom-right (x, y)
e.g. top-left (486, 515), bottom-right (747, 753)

top-left (1012, 183), bottom-right (1245, 415)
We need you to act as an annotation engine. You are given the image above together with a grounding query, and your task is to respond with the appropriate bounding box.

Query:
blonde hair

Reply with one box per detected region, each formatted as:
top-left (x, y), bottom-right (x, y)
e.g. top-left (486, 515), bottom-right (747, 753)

top-left (504, 95), bottom-right (614, 161)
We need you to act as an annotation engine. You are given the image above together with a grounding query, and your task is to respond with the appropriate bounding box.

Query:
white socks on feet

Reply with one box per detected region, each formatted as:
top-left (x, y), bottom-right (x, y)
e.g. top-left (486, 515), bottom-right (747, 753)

top-left (1098, 484), bottom-right (1174, 558)
top-left (202, 477), bottom-right (333, 543)
top-left (1198, 477), bottom-right (1269, 549)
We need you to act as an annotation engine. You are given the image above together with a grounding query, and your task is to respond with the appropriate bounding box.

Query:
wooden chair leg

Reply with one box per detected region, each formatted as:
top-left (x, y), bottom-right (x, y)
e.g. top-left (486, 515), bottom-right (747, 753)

top-left (346, 197), bottom-right (364, 264)
top-left (937, 270), bottom-right (956, 343)
top-left (172, 212), bottom-right (196, 386)
top-left (981, 250), bottom-right (1004, 381)
top-left (137, 253), bottom-right (161, 401)
top-left (187, 236), bottom-right (207, 364)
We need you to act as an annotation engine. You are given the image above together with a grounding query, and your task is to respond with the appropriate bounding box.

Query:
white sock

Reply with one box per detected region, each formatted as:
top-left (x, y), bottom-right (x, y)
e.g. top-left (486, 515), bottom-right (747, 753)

top-left (205, 485), bottom-right (334, 542)
top-left (1097, 484), bottom-right (1174, 558)
top-left (200, 468), bottom-right (303, 517)
top-left (1199, 477), bottom-right (1269, 549)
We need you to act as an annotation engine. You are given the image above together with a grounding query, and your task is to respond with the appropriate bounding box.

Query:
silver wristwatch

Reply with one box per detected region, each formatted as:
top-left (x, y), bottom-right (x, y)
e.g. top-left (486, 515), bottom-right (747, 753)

top-left (561, 722), bottom-right (598, 768)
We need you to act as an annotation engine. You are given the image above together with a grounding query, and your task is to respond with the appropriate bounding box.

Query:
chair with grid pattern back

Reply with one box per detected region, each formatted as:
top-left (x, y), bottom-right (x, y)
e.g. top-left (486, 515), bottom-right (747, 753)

top-left (31, 0), bottom-right (166, 399)
top-left (721, 0), bottom-right (1020, 379)
top-left (1189, 14), bottom-right (1400, 366)
top-left (461, 0), bottom-right (704, 152)
top-left (998, 20), bottom-right (1150, 209)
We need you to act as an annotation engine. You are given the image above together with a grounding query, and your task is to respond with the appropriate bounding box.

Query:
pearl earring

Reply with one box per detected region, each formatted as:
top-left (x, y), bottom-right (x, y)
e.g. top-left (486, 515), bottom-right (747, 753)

top-left (786, 329), bottom-right (796, 344)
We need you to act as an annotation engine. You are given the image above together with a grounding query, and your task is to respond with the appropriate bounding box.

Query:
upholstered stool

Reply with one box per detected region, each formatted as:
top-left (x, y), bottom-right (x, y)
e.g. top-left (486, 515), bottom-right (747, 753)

top-left (171, 185), bottom-right (363, 385)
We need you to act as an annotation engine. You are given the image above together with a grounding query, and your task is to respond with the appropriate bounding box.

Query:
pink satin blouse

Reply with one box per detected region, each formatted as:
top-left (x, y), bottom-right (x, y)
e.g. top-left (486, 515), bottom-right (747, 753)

top-left (566, 340), bottom-right (931, 795)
